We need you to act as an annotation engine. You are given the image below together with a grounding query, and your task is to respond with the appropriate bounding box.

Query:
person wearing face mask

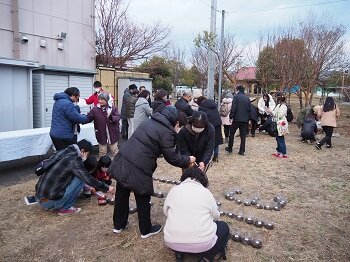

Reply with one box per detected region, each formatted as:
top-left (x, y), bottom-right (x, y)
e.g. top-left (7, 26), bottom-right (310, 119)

top-left (108, 106), bottom-right (196, 239)
top-left (50, 87), bottom-right (88, 151)
top-left (84, 81), bottom-right (114, 107)
top-left (86, 92), bottom-right (121, 158)
top-left (35, 139), bottom-right (115, 216)
top-left (177, 111), bottom-right (215, 172)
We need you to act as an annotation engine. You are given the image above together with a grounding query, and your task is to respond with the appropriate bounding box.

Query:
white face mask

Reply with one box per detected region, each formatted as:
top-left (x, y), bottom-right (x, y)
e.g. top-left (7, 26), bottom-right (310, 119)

top-left (94, 87), bottom-right (101, 93)
top-left (192, 126), bottom-right (205, 133)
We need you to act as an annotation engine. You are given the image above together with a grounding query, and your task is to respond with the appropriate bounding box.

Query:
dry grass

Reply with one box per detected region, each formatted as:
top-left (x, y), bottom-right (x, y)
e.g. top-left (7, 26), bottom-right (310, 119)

top-left (0, 99), bottom-right (349, 262)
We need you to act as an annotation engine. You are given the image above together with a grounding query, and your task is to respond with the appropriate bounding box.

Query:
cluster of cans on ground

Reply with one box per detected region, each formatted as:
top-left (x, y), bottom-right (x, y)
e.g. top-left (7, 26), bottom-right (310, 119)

top-left (219, 189), bottom-right (288, 249)
top-left (223, 190), bottom-right (288, 211)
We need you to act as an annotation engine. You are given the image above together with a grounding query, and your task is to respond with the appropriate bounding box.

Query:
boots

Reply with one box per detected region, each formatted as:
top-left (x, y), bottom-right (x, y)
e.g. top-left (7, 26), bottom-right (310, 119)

top-left (212, 155), bottom-right (218, 162)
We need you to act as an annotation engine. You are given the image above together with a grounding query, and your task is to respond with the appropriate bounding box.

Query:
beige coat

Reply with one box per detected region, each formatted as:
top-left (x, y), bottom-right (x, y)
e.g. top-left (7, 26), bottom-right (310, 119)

top-left (272, 103), bottom-right (289, 136)
top-left (318, 105), bottom-right (340, 127)
top-left (220, 97), bottom-right (233, 125)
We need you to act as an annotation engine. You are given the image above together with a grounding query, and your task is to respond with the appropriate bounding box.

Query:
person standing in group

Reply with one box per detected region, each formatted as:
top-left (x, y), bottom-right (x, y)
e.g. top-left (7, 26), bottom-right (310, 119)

top-left (257, 93), bottom-right (276, 127)
top-left (315, 97), bottom-right (340, 150)
top-left (225, 85), bottom-right (251, 156)
top-left (139, 86), bottom-right (152, 107)
top-left (151, 89), bottom-right (168, 114)
top-left (177, 111), bottom-right (215, 172)
top-left (120, 84), bottom-right (138, 139)
top-left (86, 92), bottom-right (121, 158)
top-left (175, 90), bottom-right (194, 117)
top-left (134, 89), bottom-right (153, 131)
top-left (197, 96), bottom-right (223, 162)
top-left (220, 93), bottom-right (233, 143)
top-left (108, 106), bottom-right (196, 239)
top-left (50, 87), bottom-right (87, 151)
top-left (125, 87), bottom-right (139, 139)
top-left (249, 98), bottom-right (259, 137)
top-left (265, 95), bottom-right (289, 158)
top-left (163, 167), bottom-right (229, 262)
top-left (84, 81), bottom-right (113, 107)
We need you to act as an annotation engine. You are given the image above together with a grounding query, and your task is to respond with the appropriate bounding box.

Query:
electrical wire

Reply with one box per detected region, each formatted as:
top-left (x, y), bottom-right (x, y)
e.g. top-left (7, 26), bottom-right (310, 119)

top-left (199, 0), bottom-right (349, 14)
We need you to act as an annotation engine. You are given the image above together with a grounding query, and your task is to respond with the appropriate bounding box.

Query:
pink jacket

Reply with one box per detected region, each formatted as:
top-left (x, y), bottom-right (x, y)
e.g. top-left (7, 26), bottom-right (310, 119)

top-left (318, 106), bottom-right (340, 127)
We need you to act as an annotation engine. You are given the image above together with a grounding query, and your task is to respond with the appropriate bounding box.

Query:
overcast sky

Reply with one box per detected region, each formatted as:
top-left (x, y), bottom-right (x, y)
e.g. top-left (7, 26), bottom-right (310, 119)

top-left (127, 0), bottom-right (350, 63)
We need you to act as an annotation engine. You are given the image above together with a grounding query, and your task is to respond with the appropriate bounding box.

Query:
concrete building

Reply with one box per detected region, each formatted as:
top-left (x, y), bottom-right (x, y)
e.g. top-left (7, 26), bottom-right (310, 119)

top-left (0, 0), bottom-right (96, 131)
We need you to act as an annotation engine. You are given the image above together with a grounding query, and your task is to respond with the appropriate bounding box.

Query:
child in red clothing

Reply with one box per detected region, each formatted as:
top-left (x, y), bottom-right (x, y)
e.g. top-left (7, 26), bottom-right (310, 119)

top-left (95, 156), bottom-right (112, 186)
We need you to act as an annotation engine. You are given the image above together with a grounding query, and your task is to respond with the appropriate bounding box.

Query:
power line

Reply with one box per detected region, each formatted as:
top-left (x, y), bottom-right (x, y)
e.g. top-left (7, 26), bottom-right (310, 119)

top-left (225, 0), bottom-right (350, 14)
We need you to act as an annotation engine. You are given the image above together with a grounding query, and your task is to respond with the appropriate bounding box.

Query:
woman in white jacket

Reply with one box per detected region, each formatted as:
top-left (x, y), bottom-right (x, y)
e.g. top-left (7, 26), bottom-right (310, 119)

top-left (266, 95), bottom-right (289, 158)
top-left (163, 168), bottom-right (229, 261)
top-left (220, 93), bottom-right (233, 143)
top-left (258, 93), bottom-right (276, 125)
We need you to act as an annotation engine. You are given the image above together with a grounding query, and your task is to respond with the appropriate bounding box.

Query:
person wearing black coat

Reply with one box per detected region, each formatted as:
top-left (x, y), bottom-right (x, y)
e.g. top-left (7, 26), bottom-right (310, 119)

top-left (151, 89), bottom-right (168, 114)
top-left (177, 111), bottom-right (215, 172)
top-left (249, 99), bottom-right (259, 137)
top-left (225, 86), bottom-right (251, 155)
top-left (175, 90), bottom-right (194, 117)
top-left (301, 113), bottom-right (317, 143)
top-left (197, 96), bottom-right (223, 162)
top-left (108, 106), bottom-right (195, 239)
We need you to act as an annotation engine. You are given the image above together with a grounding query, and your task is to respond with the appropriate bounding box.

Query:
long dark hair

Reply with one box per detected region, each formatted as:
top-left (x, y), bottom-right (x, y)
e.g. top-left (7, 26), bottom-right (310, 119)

top-left (180, 167), bottom-right (209, 188)
top-left (323, 97), bottom-right (336, 112)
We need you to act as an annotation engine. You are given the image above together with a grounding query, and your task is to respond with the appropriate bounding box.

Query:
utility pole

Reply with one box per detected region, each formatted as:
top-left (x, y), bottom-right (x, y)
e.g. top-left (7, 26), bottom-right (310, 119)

top-left (207, 0), bottom-right (217, 100)
top-left (217, 10), bottom-right (225, 108)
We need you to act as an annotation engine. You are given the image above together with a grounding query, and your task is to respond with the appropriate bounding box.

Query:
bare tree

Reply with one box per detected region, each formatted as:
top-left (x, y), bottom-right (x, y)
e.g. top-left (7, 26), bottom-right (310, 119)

top-left (256, 14), bottom-right (347, 107)
top-left (95, 0), bottom-right (170, 68)
top-left (192, 32), bottom-right (243, 90)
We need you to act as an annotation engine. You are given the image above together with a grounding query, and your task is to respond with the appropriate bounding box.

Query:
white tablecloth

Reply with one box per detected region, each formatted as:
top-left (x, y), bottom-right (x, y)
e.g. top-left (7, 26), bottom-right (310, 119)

top-left (0, 124), bottom-right (97, 162)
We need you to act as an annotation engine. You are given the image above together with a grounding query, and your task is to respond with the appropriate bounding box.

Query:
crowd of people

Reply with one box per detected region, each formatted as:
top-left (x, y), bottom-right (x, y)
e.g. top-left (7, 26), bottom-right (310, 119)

top-left (34, 81), bottom-right (340, 261)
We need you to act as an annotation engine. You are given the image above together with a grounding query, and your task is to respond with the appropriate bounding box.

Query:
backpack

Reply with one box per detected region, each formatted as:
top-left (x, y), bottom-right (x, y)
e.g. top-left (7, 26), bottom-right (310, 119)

top-left (34, 153), bottom-right (62, 176)
top-left (286, 105), bottom-right (294, 122)
top-left (219, 102), bottom-right (230, 117)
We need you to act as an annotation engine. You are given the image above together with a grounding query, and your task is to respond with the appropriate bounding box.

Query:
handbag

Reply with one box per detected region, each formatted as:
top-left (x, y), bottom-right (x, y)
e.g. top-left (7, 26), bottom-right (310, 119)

top-left (268, 117), bottom-right (278, 137)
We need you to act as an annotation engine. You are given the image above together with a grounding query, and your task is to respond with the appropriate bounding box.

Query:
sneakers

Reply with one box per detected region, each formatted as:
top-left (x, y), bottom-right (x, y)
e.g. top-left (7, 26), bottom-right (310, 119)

top-left (224, 147), bottom-right (232, 153)
top-left (315, 143), bottom-right (321, 150)
top-left (272, 153), bottom-right (288, 159)
top-left (57, 206), bottom-right (81, 216)
top-left (113, 223), bottom-right (129, 234)
top-left (141, 224), bottom-right (162, 239)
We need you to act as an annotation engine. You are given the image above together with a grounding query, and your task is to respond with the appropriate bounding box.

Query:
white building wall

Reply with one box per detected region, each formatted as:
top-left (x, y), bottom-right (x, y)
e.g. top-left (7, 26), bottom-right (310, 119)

top-left (0, 0), bottom-right (95, 70)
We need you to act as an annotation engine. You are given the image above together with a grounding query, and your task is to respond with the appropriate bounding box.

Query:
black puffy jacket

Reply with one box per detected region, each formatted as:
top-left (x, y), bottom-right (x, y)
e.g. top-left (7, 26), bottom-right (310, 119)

top-left (177, 123), bottom-right (215, 165)
top-left (198, 99), bottom-right (222, 127)
top-left (151, 99), bottom-right (166, 114)
top-left (249, 104), bottom-right (259, 122)
top-left (301, 116), bottom-right (317, 139)
top-left (108, 112), bottom-right (190, 195)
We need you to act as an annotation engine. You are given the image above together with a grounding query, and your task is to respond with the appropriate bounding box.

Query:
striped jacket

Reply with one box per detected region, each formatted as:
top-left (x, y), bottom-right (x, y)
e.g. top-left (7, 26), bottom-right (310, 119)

top-left (35, 145), bottom-right (109, 200)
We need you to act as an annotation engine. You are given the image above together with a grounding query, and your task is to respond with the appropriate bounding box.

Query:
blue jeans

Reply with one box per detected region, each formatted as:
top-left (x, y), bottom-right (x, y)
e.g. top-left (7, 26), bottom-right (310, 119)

top-left (39, 176), bottom-right (84, 210)
top-left (214, 145), bottom-right (219, 156)
top-left (276, 136), bottom-right (287, 155)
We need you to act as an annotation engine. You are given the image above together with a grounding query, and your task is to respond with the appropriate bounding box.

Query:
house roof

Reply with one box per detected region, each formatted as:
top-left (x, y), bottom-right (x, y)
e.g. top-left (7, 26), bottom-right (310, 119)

top-left (235, 67), bottom-right (256, 80)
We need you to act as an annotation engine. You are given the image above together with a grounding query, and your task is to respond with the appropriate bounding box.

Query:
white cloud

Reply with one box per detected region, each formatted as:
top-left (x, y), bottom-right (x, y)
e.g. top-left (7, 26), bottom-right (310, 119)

top-left (126, 0), bottom-right (350, 61)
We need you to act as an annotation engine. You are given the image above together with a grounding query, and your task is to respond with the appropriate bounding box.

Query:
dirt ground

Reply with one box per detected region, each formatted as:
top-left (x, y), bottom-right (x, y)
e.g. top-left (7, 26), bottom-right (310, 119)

top-left (0, 99), bottom-right (349, 262)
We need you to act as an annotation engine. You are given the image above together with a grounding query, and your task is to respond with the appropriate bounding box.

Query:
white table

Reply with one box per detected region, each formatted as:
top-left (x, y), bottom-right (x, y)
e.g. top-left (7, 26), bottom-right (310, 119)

top-left (0, 124), bottom-right (97, 162)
